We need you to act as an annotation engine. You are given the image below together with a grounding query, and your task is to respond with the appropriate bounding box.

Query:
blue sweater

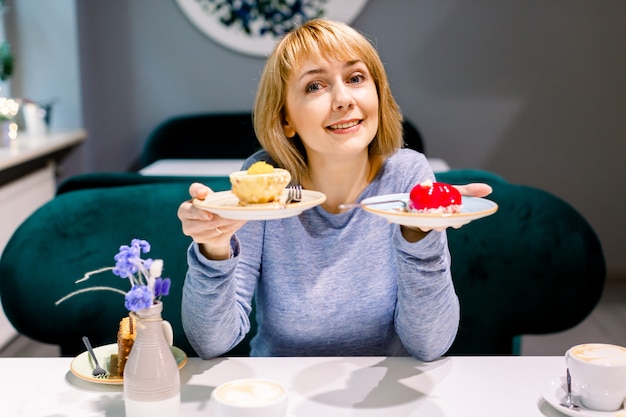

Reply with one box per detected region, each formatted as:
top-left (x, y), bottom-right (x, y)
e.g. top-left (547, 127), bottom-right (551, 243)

top-left (182, 148), bottom-right (459, 361)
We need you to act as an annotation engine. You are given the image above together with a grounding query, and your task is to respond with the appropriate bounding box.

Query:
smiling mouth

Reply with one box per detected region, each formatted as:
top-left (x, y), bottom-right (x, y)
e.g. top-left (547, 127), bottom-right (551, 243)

top-left (327, 120), bottom-right (361, 130)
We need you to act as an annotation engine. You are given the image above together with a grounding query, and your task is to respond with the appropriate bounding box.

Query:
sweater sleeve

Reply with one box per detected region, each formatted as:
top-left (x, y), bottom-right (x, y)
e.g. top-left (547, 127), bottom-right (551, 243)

top-left (181, 233), bottom-right (258, 358)
top-left (392, 227), bottom-right (460, 361)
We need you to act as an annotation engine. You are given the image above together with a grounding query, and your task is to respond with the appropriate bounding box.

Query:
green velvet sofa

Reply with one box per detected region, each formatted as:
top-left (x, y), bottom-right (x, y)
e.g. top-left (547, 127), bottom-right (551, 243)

top-left (0, 170), bottom-right (606, 357)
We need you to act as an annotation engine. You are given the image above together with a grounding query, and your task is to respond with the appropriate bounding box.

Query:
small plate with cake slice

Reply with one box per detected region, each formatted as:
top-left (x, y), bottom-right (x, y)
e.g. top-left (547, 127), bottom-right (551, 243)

top-left (70, 343), bottom-right (187, 385)
top-left (193, 161), bottom-right (326, 220)
top-left (361, 193), bottom-right (498, 230)
top-left (193, 189), bottom-right (326, 220)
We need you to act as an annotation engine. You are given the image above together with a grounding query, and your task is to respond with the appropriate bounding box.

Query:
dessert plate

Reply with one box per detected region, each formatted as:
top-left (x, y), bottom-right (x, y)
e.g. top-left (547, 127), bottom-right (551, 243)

top-left (70, 343), bottom-right (188, 385)
top-left (193, 189), bottom-right (326, 220)
top-left (541, 376), bottom-right (624, 417)
top-left (361, 194), bottom-right (498, 229)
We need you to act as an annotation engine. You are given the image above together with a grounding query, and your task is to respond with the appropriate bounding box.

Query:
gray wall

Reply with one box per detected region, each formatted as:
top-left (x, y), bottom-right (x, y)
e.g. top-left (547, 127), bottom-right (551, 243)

top-left (5, 0), bottom-right (81, 131)
top-left (8, 0), bottom-right (626, 277)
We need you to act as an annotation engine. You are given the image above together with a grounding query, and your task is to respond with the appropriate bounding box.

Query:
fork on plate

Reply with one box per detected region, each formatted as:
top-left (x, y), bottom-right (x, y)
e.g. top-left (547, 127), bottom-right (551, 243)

top-left (82, 336), bottom-right (108, 378)
top-left (284, 184), bottom-right (302, 205)
top-left (338, 199), bottom-right (408, 211)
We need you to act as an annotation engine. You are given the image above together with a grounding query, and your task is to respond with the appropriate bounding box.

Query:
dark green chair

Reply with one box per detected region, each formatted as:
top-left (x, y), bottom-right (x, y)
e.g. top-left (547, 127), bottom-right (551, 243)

top-left (138, 112), bottom-right (425, 169)
top-left (139, 113), bottom-right (262, 168)
top-left (56, 172), bottom-right (206, 195)
top-left (436, 170), bottom-right (606, 355)
top-left (0, 178), bottom-right (257, 357)
top-left (0, 170), bottom-right (605, 357)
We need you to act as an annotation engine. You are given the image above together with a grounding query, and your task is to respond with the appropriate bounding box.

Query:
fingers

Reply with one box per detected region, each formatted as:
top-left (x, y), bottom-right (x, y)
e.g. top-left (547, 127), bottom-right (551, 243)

top-left (178, 183), bottom-right (248, 259)
top-left (454, 183), bottom-right (493, 198)
top-left (204, 220), bottom-right (247, 240)
top-left (189, 182), bottom-right (214, 201)
top-left (178, 182), bottom-right (216, 226)
top-left (178, 197), bottom-right (212, 223)
top-left (177, 197), bottom-right (246, 243)
top-left (417, 226), bottom-right (445, 233)
top-left (180, 213), bottom-right (243, 243)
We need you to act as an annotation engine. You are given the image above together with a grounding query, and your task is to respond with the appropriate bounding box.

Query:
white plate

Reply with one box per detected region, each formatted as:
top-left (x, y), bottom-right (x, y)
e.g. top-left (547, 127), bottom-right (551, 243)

top-left (361, 194), bottom-right (498, 229)
top-left (69, 343), bottom-right (188, 385)
top-left (193, 189), bottom-right (326, 220)
top-left (542, 376), bottom-right (625, 417)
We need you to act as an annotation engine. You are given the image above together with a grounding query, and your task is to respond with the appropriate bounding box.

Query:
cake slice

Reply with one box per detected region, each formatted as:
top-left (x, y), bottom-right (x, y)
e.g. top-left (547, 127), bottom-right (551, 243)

top-left (117, 314), bottom-right (137, 375)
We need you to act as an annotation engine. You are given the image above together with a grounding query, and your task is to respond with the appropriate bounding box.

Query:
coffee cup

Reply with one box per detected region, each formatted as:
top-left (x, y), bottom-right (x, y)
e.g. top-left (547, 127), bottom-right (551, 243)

top-left (211, 378), bottom-right (288, 417)
top-left (565, 343), bottom-right (626, 411)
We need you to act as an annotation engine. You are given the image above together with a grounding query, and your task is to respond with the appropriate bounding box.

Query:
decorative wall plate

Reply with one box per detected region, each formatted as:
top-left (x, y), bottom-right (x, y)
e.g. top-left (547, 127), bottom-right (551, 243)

top-left (175, 0), bottom-right (369, 57)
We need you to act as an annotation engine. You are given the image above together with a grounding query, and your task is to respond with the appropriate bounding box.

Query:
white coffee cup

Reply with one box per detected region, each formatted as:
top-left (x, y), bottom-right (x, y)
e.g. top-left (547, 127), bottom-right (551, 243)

top-left (211, 378), bottom-right (288, 417)
top-left (565, 343), bottom-right (626, 411)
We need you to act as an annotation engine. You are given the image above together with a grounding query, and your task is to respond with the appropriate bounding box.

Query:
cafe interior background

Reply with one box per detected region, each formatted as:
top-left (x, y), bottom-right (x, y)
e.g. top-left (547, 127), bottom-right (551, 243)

top-left (1, 0), bottom-right (625, 353)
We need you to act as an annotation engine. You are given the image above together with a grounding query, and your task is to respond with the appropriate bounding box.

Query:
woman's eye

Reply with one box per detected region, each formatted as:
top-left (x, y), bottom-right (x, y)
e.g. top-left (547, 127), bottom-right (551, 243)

top-left (349, 74), bottom-right (365, 84)
top-left (306, 82), bottom-right (322, 93)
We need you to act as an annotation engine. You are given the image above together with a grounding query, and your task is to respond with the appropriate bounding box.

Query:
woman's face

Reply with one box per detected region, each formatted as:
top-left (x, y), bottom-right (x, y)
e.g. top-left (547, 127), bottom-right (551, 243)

top-left (283, 56), bottom-right (379, 161)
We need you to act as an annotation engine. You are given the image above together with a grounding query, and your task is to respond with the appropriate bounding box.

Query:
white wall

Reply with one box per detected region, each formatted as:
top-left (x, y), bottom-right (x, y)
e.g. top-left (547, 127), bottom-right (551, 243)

top-left (7, 0), bottom-right (626, 277)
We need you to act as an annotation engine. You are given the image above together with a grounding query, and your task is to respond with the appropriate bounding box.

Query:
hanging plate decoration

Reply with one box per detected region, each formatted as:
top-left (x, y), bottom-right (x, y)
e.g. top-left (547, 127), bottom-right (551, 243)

top-left (175, 0), bottom-right (369, 57)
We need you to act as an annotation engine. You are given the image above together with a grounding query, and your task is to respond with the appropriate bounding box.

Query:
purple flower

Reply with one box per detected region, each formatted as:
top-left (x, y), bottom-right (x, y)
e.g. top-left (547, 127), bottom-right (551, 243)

top-left (154, 278), bottom-right (171, 297)
top-left (124, 285), bottom-right (153, 311)
top-left (131, 238), bottom-right (151, 253)
top-left (56, 239), bottom-right (170, 313)
top-left (113, 239), bottom-right (151, 278)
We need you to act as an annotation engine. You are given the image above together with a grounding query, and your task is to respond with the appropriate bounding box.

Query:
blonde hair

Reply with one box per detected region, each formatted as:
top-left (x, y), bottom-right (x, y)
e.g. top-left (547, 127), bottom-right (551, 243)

top-left (253, 19), bottom-right (403, 184)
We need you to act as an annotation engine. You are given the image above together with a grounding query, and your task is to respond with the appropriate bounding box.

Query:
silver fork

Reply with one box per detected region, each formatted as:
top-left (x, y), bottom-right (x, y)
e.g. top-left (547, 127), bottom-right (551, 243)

top-left (82, 336), bottom-right (108, 378)
top-left (284, 184), bottom-right (302, 205)
top-left (338, 199), bottom-right (408, 211)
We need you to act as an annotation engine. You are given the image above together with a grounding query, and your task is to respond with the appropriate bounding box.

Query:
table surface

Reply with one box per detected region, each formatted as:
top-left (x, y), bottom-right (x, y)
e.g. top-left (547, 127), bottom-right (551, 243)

top-left (0, 355), bottom-right (577, 417)
top-left (0, 130), bottom-right (87, 171)
top-left (139, 158), bottom-right (247, 176)
top-left (140, 157), bottom-right (451, 177)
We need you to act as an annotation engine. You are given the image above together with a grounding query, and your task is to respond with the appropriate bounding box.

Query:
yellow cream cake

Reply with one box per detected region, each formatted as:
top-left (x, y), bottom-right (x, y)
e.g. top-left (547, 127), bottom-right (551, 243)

top-left (229, 161), bottom-right (291, 204)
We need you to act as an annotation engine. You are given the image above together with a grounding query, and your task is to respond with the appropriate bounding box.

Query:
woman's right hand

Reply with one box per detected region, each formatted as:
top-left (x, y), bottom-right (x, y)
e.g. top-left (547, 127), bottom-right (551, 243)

top-left (177, 182), bottom-right (247, 260)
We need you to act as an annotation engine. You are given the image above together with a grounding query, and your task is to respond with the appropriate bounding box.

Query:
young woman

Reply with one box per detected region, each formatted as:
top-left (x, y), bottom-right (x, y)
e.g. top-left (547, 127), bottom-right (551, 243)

top-left (177, 19), bottom-right (491, 361)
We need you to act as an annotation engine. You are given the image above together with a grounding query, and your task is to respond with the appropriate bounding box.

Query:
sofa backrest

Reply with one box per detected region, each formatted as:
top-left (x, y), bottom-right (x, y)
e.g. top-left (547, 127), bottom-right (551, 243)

top-left (0, 170), bottom-right (605, 357)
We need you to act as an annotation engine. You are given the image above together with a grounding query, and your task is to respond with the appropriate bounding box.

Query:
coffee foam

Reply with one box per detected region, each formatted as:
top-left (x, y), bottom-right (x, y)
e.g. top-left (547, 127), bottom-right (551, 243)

top-left (570, 344), bottom-right (626, 366)
top-left (215, 380), bottom-right (285, 406)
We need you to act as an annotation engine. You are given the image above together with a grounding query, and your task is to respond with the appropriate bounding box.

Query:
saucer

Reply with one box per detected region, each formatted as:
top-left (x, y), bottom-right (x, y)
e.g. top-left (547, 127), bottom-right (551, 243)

top-left (193, 189), bottom-right (326, 220)
top-left (542, 376), bottom-right (625, 417)
top-left (361, 194), bottom-right (497, 229)
top-left (70, 343), bottom-right (187, 385)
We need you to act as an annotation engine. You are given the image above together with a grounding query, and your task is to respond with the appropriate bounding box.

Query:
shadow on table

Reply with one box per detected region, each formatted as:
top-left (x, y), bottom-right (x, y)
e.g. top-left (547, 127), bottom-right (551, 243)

top-left (291, 357), bottom-right (448, 415)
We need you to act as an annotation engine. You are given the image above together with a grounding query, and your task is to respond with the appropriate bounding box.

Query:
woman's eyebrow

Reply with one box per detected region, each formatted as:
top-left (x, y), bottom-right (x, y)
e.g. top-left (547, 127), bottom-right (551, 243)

top-left (297, 60), bottom-right (364, 81)
top-left (298, 67), bottom-right (324, 81)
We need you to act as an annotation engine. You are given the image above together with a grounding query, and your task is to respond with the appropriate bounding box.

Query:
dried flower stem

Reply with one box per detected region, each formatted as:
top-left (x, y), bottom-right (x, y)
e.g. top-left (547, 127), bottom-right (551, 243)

top-left (75, 266), bottom-right (114, 283)
top-left (55, 286), bottom-right (127, 306)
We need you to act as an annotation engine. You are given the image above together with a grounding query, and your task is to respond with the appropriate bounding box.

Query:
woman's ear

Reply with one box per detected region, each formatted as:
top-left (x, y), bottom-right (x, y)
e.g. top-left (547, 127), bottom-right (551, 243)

top-left (283, 122), bottom-right (296, 138)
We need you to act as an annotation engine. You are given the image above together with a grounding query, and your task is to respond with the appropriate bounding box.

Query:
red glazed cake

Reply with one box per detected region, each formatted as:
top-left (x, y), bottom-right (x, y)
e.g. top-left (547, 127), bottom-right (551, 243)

top-left (408, 180), bottom-right (462, 214)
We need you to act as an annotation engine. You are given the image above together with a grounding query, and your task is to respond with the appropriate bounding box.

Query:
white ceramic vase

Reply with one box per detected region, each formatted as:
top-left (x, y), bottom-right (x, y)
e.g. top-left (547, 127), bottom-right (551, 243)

top-left (123, 301), bottom-right (180, 417)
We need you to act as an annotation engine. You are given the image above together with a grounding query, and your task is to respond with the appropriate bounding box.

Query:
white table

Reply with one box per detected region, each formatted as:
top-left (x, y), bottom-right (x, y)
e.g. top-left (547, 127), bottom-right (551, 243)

top-left (140, 159), bottom-right (246, 177)
top-left (0, 356), bottom-right (571, 416)
top-left (140, 158), bottom-right (450, 177)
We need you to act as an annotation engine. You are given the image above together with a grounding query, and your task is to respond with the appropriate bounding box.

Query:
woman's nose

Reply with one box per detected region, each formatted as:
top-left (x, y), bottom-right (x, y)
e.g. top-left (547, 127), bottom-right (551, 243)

top-left (332, 84), bottom-right (355, 110)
